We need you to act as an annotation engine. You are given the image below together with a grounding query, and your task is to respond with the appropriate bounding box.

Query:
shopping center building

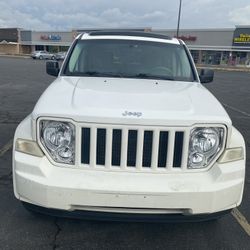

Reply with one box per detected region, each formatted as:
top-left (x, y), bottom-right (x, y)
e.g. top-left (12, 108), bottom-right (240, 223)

top-left (157, 26), bottom-right (250, 66)
top-left (0, 26), bottom-right (250, 66)
top-left (19, 30), bottom-right (73, 53)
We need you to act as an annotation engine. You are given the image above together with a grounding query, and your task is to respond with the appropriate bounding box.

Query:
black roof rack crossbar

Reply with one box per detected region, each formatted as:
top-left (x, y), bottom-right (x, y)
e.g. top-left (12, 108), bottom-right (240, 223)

top-left (88, 31), bottom-right (171, 40)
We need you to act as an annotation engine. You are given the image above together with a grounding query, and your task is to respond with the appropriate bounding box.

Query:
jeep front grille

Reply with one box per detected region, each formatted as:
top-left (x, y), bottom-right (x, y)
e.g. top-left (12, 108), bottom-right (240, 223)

top-left (81, 125), bottom-right (189, 171)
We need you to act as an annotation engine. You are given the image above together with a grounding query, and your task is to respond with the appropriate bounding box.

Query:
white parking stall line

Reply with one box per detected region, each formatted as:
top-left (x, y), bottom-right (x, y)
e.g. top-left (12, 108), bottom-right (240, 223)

top-left (223, 103), bottom-right (250, 118)
top-left (0, 140), bottom-right (13, 157)
top-left (231, 208), bottom-right (250, 237)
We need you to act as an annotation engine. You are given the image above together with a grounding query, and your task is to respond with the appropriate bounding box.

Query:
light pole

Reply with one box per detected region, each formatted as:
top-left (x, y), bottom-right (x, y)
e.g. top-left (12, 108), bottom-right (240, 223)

top-left (176, 0), bottom-right (182, 37)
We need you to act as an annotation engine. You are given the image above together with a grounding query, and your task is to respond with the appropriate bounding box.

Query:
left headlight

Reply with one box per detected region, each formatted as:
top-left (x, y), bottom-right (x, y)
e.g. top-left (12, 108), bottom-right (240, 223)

top-left (40, 120), bottom-right (75, 164)
top-left (188, 127), bottom-right (224, 169)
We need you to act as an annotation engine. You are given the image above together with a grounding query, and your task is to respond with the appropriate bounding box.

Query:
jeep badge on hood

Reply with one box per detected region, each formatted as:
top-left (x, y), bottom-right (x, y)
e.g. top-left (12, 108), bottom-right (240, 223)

top-left (122, 111), bottom-right (142, 117)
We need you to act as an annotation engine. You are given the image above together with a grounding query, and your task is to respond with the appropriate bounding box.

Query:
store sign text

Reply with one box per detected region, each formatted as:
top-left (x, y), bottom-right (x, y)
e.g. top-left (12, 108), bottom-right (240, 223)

top-left (233, 34), bottom-right (250, 44)
top-left (40, 34), bottom-right (61, 41)
top-left (175, 35), bottom-right (197, 42)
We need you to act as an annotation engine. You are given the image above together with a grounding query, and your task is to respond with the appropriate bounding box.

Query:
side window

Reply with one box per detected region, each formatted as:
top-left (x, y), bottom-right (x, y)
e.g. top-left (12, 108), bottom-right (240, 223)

top-left (68, 43), bottom-right (85, 72)
top-left (174, 48), bottom-right (192, 80)
top-left (172, 50), bottom-right (178, 77)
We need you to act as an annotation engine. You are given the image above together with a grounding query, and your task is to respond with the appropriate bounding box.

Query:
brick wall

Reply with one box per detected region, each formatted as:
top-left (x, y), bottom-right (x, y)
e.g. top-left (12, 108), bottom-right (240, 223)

top-left (0, 44), bottom-right (19, 54)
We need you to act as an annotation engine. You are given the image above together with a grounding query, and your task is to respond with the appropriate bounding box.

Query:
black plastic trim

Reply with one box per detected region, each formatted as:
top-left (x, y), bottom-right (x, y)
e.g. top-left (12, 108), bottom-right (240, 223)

top-left (22, 202), bottom-right (231, 223)
top-left (173, 132), bottom-right (184, 168)
top-left (81, 128), bottom-right (91, 164)
top-left (88, 31), bottom-right (171, 40)
top-left (112, 129), bottom-right (122, 166)
top-left (127, 130), bottom-right (138, 167)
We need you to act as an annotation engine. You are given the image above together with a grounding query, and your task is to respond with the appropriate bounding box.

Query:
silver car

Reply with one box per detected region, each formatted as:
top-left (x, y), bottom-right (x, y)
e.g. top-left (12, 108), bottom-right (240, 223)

top-left (55, 51), bottom-right (67, 61)
top-left (31, 51), bottom-right (56, 60)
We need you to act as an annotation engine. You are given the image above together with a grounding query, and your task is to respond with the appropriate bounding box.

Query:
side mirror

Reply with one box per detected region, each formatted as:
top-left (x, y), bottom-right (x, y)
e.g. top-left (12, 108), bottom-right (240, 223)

top-left (199, 69), bottom-right (214, 83)
top-left (46, 61), bottom-right (60, 77)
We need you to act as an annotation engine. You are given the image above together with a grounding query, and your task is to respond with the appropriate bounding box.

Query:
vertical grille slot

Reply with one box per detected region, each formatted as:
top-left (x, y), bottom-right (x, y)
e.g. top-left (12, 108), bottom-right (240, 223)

top-left (142, 131), bottom-right (153, 167)
top-left (81, 128), bottom-right (91, 164)
top-left (96, 128), bottom-right (106, 165)
top-left (157, 131), bottom-right (169, 168)
top-left (173, 132), bottom-right (184, 168)
top-left (127, 130), bottom-right (138, 167)
top-left (112, 129), bottom-right (122, 166)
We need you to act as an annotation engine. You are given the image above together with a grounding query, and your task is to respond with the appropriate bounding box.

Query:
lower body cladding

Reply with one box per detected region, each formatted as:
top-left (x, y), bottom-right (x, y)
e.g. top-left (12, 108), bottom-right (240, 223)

top-left (13, 150), bottom-right (245, 221)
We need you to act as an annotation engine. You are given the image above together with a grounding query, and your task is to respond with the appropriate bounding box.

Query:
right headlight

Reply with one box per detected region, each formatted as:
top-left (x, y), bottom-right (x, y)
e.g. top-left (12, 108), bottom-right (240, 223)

top-left (40, 120), bottom-right (75, 164)
top-left (188, 127), bottom-right (224, 169)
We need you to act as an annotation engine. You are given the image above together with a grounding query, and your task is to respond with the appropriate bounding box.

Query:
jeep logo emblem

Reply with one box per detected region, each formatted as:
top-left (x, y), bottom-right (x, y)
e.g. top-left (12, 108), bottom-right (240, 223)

top-left (122, 111), bottom-right (142, 117)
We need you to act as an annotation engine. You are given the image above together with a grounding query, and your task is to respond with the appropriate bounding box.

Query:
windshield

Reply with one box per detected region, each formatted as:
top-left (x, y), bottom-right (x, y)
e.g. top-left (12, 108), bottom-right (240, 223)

top-left (64, 39), bottom-right (195, 82)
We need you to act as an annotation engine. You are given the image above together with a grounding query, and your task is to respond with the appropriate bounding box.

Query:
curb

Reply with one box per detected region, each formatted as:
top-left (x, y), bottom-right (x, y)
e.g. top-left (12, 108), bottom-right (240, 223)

top-left (196, 66), bottom-right (250, 73)
top-left (0, 54), bottom-right (30, 59)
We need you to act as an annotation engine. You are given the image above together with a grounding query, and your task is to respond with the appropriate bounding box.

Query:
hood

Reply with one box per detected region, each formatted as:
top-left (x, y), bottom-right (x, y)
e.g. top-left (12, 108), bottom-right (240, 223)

top-left (32, 76), bottom-right (231, 127)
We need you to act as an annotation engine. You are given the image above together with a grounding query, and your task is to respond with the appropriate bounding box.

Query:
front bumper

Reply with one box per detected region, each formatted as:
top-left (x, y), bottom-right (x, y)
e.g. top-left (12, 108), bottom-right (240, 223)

top-left (22, 202), bottom-right (232, 222)
top-left (13, 150), bottom-right (245, 216)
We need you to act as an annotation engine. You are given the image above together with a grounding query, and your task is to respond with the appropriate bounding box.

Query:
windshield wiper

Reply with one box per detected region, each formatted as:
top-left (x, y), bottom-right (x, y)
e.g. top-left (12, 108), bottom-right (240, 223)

top-left (132, 73), bottom-right (174, 81)
top-left (69, 71), bottom-right (123, 78)
top-left (66, 71), bottom-right (174, 80)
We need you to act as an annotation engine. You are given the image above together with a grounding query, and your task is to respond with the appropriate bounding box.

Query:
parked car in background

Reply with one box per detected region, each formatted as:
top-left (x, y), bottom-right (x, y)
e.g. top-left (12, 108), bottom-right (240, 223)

top-left (55, 51), bottom-right (67, 61)
top-left (31, 51), bottom-right (56, 60)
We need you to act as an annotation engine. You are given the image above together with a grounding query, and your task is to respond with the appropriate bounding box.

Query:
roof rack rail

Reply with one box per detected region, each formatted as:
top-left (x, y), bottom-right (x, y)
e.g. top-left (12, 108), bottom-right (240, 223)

top-left (88, 30), bottom-right (171, 40)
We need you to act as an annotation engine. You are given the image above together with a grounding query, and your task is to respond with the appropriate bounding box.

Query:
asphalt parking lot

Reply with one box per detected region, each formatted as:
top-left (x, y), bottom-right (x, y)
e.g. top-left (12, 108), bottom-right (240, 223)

top-left (0, 57), bottom-right (250, 249)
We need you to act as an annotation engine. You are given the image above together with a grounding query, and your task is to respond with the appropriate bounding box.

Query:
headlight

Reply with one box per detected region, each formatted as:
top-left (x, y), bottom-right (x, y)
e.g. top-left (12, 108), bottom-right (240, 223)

top-left (188, 127), bottom-right (224, 169)
top-left (40, 120), bottom-right (75, 164)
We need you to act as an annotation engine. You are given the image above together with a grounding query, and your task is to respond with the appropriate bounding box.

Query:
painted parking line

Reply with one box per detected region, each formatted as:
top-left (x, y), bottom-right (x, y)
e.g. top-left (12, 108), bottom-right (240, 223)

top-left (0, 139), bottom-right (13, 157)
top-left (223, 103), bottom-right (250, 118)
top-left (231, 208), bottom-right (250, 237)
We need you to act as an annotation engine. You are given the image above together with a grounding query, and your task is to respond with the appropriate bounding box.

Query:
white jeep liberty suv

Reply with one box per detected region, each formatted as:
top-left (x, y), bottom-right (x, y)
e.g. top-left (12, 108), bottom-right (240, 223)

top-left (13, 31), bottom-right (245, 221)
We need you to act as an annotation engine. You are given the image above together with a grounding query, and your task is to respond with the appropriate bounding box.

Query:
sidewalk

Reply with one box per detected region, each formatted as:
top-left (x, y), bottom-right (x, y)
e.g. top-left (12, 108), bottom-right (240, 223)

top-left (196, 64), bottom-right (250, 72)
top-left (0, 53), bottom-right (30, 59)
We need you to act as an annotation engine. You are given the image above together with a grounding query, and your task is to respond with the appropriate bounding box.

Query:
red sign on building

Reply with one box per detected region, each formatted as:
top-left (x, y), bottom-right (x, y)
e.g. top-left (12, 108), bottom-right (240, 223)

top-left (175, 35), bottom-right (197, 42)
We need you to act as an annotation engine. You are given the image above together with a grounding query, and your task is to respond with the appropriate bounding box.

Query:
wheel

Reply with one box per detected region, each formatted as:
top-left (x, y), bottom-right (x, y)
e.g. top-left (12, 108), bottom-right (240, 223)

top-left (39, 55), bottom-right (43, 60)
top-left (51, 56), bottom-right (56, 60)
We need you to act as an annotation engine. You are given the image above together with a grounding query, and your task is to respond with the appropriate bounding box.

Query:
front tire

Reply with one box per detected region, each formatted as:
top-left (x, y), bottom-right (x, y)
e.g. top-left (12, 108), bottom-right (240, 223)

top-left (39, 55), bottom-right (43, 60)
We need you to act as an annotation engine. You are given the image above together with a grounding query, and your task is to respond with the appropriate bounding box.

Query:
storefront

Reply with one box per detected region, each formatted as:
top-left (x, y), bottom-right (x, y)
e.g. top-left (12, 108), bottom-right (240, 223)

top-left (1, 26), bottom-right (250, 67)
top-left (19, 28), bottom-right (150, 54)
top-left (154, 26), bottom-right (250, 66)
top-left (231, 27), bottom-right (250, 66)
top-left (0, 28), bottom-right (20, 54)
top-left (20, 30), bottom-right (73, 53)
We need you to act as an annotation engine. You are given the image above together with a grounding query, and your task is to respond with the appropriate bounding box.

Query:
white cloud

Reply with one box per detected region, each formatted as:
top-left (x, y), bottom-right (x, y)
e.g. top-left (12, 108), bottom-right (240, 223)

top-left (229, 5), bottom-right (250, 25)
top-left (0, 2), bottom-right (51, 30)
top-left (0, 0), bottom-right (250, 30)
top-left (41, 8), bottom-right (167, 30)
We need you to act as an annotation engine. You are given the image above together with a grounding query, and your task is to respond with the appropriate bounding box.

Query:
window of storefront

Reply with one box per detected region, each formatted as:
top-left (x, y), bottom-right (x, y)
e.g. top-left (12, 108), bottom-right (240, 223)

top-left (235, 52), bottom-right (247, 65)
top-left (35, 45), bottom-right (44, 51)
top-left (201, 51), bottom-right (221, 65)
top-left (59, 46), bottom-right (69, 52)
top-left (190, 50), bottom-right (199, 63)
top-left (220, 52), bottom-right (230, 65)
